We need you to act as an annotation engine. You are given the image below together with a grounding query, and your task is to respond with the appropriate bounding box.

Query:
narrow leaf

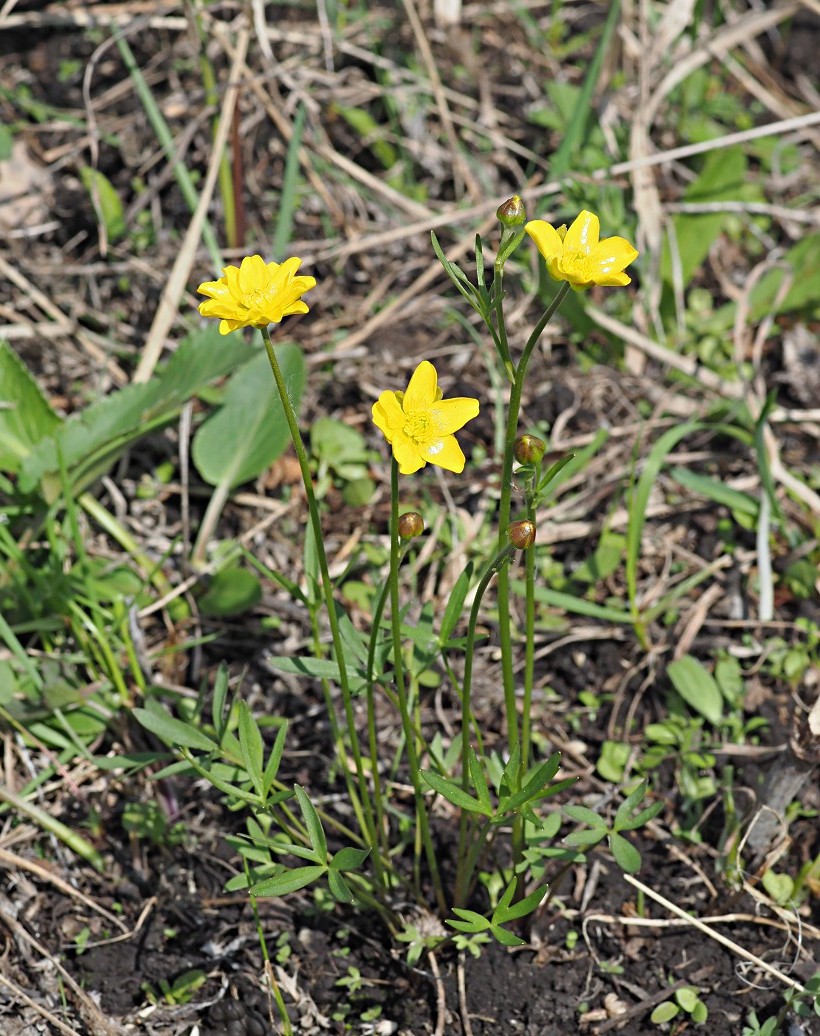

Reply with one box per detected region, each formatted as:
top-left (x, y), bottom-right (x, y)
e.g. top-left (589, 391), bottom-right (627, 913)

top-left (420, 769), bottom-right (491, 816)
top-left (251, 865), bottom-right (326, 898)
top-left (294, 785), bottom-right (327, 859)
top-left (133, 707), bottom-right (217, 752)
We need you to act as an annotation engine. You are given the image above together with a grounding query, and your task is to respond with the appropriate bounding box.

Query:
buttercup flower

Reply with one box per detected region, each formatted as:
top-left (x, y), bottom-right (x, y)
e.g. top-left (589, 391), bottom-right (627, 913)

top-left (525, 210), bottom-right (638, 291)
top-left (372, 361), bottom-right (479, 476)
top-left (198, 255), bottom-right (316, 334)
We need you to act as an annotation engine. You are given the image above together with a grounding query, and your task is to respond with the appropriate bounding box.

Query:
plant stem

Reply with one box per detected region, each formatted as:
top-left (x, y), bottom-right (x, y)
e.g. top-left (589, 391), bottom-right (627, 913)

top-left (454, 540), bottom-right (516, 907)
top-left (494, 281), bottom-right (571, 764)
top-left (388, 458), bottom-right (446, 915)
top-left (260, 327), bottom-right (379, 867)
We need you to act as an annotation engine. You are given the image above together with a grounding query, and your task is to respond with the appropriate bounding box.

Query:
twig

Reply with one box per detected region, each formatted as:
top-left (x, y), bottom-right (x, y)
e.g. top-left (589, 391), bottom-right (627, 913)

top-left (622, 873), bottom-right (806, 994)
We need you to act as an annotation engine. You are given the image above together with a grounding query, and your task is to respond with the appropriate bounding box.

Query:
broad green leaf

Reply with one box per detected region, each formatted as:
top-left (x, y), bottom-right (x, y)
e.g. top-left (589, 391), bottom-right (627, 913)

top-left (330, 846), bottom-right (371, 872)
top-left (251, 864), bottom-right (326, 898)
top-left (676, 988), bottom-right (699, 1013)
top-left (650, 1002), bottom-right (680, 1024)
top-left (19, 325), bottom-right (256, 498)
top-left (327, 867), bottom-right (354, 903)
top-left (609, 831), bottom-right (641, 874)
top-left (79, 166), bottom-right (126, 243)
top-left (564, 805), bottom-right (606, 829)
top-left (132, 706), bottom-right (218, 752)
top-left (563, 828), bottom-right (606, 849)
top-left (192, 344), bottom-right (305, 489)
top-left (667, 654), bottom-right (723, 725)
top-left (661, 147), bottom-right (749, 286)
top-left (0, 342), bottom-right (62, 472)
top-left (198, 569), bottom-right (262, 617)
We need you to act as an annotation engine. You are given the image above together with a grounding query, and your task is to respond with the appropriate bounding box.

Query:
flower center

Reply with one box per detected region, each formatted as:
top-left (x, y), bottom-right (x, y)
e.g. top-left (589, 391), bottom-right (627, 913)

top-left (559, 251), bottom-right (593, 281)
top-left (403, 410), bottom-right (433, 444)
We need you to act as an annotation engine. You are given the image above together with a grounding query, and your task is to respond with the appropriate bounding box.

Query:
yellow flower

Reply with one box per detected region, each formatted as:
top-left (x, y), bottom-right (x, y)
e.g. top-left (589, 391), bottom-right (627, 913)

top-left (525, 210), bottom-right (638, 291)
top-left (372, 361), bottom-right (479, 475)
top-left (197, 254), bottom-right (316, 334)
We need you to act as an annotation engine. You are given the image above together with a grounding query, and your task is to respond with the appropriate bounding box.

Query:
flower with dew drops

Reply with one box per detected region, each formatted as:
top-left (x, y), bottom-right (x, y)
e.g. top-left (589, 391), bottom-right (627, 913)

top-left (197, 255), bottom-right (316, 334)
top-left (525, 210), bottom-right (638, 291)
top-left (372, 361), bottom-right (479, 476)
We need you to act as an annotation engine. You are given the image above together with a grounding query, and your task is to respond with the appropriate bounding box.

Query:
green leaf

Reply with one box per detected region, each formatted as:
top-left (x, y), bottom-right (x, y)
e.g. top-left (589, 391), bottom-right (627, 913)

top-left (669, 467), bottom-right (758, 517)
top-left (265, 656), bottom-right (341, 680)
top-left (294, 785), bottom-right (327, 859)
top-left (0, 342), bottom-right (61, 472)
top-left (237, 701), bottom-right (264, 795)
top-left (251, 864), bottom-right (326, 898)
top-left (79, 166), bottom-right (126, 243)
top-left (327, 867), bottom-right (354, 903)
top-left (676, 988), bottom-right (699, 1013)
top-left (262, 721), bottom-right (288, 799)
top-left (193, 345), bottom-right (305, 489)
top-left (667, 654), bottom-right (723, 725)
top-left (19, 325), bottom-right (256, 498)
top-left (609, 831), bottom-right (641, 874)
top-left (330, 846), bottom-right (371, 872)
top-left (563, 828), bottom-right (606, 848)
top-left (439, 563), bottom-right (473, 644)
top-left (420, 769), bottom-right (491, 816)
top-left (132, 706), bottom-right (218, 752)
top-left (467, 747), bottom-right (493, 816)
top-left (661, 147), bottom-right (748, 286)
top-left (626, 422), bottom-right (701, 614)
top-left (494, 880), bottom-right (547, 923)
top-left (198, 568), bottom-right (262, 617)
top-left (523, 585), bottom-right (631, 624)
top-left (211, 663), bottom-right (230, 738)
top-left (650, 1002), bottom-right (680, 1024)
top-left (563, 805), bottom-right (606, 829)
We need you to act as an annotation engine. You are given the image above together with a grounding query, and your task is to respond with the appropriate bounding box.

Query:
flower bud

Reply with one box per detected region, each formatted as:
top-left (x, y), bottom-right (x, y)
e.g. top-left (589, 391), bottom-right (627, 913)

top-left (507, 520), bottom-right (536, 550)
top-left (514, 434), bottom-right (546, 465)
top-left (496, 195), bottom-right (527, 228)
top-left (398, 512), bottom-right (424, 539)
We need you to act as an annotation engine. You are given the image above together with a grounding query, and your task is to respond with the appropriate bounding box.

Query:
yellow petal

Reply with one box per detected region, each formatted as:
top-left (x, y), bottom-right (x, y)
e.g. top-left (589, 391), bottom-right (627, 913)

top-left (592, 236), bottom-right (639, 277)
top-left (238, 255), bottom-right (268, 294)
top-left (563, 210), bottom-right (599, 254)
top-left (431, 397), bottom-right (480, 435)
top-left (403, 361), bottom-right (438, 410)
top-left (372, 392), bottom-right (404, 437)
top-left (392, 434), bottom-right (426, 475)
top-left (525, 220), bottom-right (563, 260)
top-left (420, 434), bottom-right (466, 473)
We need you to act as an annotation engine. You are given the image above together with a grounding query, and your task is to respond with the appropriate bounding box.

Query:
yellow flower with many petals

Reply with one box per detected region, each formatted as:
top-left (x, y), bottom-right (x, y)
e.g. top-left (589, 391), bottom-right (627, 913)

top-left (198, 255), bottom-right (316, 334)
top-left (525, 210), bottom-right (638, 291)
top-left (372, 361), bottom-right (479, 475)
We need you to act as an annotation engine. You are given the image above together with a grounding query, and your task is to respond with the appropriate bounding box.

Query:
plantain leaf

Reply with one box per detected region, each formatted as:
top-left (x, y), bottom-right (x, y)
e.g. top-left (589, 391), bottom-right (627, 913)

top-left (192, 344), bottom-right (305, 489)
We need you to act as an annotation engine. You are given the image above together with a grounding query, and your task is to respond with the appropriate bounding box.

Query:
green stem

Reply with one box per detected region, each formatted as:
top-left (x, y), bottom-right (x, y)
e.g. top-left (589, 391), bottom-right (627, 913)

top-left (454, 540), bottom-right (517, 908)
top-left (495, 281), bottom-right (571, 764)
top-left (260, 327), bottom-right (378, 865)
top-left (388, 458), bottom-right (446, 915)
